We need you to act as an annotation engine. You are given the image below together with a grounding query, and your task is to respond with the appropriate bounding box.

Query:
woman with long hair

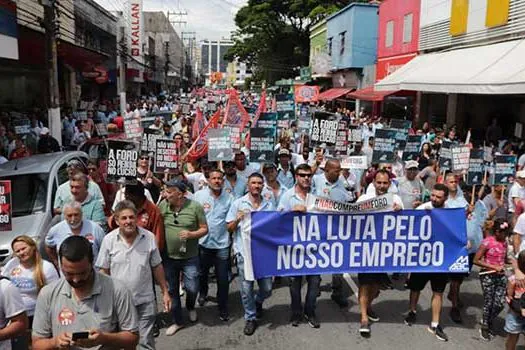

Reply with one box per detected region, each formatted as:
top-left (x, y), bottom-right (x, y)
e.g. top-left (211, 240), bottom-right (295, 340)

top-left (418, 142), bottom-right (432, 170)
top-left (2, 236), bottom-right (59, 320)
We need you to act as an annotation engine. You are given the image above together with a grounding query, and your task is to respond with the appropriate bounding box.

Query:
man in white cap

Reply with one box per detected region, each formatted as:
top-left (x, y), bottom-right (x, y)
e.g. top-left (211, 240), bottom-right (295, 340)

top-left (397, 160), bottom-right (425, 209)
top-left (37, 127), bottom-right (61, 154)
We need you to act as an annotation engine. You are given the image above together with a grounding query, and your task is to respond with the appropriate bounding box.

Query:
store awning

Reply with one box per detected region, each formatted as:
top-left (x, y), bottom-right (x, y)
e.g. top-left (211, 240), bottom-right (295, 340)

top-left (318, 88), bottom-right (353, 101)
top-left (375, 39), bottom-right (525, 94)
top-left (346, 86), bottom-right (399, 101)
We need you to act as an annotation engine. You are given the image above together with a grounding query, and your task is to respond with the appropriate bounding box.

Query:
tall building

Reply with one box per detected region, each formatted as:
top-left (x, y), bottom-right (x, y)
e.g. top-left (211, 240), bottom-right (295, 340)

top-left (200, 39), bottom-right (233, 85)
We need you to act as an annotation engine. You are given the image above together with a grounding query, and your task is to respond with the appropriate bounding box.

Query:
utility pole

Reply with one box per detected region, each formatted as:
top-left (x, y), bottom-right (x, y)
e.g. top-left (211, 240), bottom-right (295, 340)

top-left (182, 31), bottom-right (196, 88)
top-left (164, 41), bottom-right (170, 92)
top-left (42, 0), bottom-right (61, 144)
top-left (167, 9), bottom-right (187, 92)
top-left (117, 25), bottom-right (127, 117)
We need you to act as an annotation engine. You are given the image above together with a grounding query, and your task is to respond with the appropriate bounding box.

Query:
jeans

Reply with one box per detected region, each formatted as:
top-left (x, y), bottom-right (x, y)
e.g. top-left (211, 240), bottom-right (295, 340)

top-left (236, 254), bottom-right (272, 321)
top-left (164, 256), bottom-right (199, 325)
top-left (199, 246), bottom-right (230, 315)
top-left (136, 302), bottom-right (157, 349)
top-left (290, 275), bottom-right (321, 316)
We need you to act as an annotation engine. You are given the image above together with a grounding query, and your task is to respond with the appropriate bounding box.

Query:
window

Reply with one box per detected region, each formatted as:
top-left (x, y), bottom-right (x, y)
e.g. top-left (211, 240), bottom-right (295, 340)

top-left (403, 13), bottom-right (413, 43)
top-left (328, 37), bottom-right (333, 56)
top-left (0, 173), bottom-right (49, 217)
top-left (386, 20), bottom-right (394, 48)
top-left (339, 31), bottom-right (346, 55)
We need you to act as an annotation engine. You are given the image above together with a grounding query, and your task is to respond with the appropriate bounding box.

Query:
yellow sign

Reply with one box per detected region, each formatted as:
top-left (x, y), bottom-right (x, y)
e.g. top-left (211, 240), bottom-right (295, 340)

top-left (450, 0), bottom-right (469, 36)
top-left (486, 0), bottom-right (510, 28)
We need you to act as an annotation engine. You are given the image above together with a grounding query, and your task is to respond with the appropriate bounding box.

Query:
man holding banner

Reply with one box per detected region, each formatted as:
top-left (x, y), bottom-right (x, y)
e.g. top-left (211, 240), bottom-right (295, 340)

top-left (278, 164), bottom-right (321, 328)
top-left (405, 184), bottom-right (450, 342)
top-left (356, 169), bottom-right (404, 337)
top-left (226, 173), bottom-right (274, 336)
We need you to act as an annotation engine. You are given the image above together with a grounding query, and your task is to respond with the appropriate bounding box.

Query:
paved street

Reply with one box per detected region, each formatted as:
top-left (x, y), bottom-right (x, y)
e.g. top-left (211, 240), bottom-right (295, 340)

top-left (154, 270), bottom-right (508, 349)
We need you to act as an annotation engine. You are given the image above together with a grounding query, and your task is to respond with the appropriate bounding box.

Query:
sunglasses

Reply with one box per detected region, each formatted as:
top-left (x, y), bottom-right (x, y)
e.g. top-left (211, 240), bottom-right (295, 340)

top-left (87, 167), bottom-right (97, 172)
top-left (140, 156), bottom-right (149, 160)
top-left (173, 212), bottom-right (179, 225)
top-left (297, 173), bottom-right (312, 178)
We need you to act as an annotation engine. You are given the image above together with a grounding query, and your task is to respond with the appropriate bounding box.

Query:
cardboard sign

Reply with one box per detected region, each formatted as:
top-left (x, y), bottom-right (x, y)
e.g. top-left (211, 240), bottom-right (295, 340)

top-left (106, 140), bottom-right (139, 184)
top-left (256, 112), bottom-right (277, 129)
top-left (393, 128), bottom-right (409, 150)
top-left (335, 120), bottom-right (348, 155)
top-left (493, 155), bottom-right (517, 185)
top-left (0, 181), bottom-right (12, 231)
top-left (208, 128), bottom-right (234, 161)
top-left (124, 115), bottom-right (142, 139)
top-left (467, 149), bottom-right (484, 185)
top-left (341, 156), bottom-right (368, 170)
top-left (275, 94), bottom-right (295, 113)
top-left (348, 125), bottom-right (363, 143)
top-left (154, 139), bottom-right (180, 173)
top-left (451, 145), bottom-right (470, 171)
top-left (141, 129), bottom-right (163, 153)
top-left (439, 141), bottom-right (453, 170)
top-left (13, 119), bottom-right (31, 135)
top-left (390, 119), bottom-right (412, 130)
top-left (402, 135), bottom-right (423, 161)
top-left (372, 128), bottom-right (397, 164)
top-left (250, 127), bottom-right (276, 163)
top-left (310, 112), bottom-right (338, 147)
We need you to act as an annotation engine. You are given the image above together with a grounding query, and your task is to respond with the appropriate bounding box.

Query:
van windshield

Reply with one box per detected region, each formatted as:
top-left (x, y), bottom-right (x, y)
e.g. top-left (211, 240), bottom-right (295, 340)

top-left (0, 173), bottom-right (48, 217)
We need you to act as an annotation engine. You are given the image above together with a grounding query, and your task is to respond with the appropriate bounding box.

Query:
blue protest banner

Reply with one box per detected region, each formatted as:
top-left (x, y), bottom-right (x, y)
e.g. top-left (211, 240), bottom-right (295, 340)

top-left (249, 208), bottom-right (468, 279)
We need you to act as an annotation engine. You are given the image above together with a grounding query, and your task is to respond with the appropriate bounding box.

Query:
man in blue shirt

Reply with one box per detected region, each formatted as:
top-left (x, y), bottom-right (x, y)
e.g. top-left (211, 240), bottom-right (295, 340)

top-left (223, 161), bottom-right (247, 199)
top-left (194, 169), bottom-right (234, 321)
top-left (277, 149), bottom-right (295, 189)
top-left (262, 163), bottom-right (287, 207)
top-left (278, 164), bottom-right (321, 328)
top-left (226, 173), bottom-right (274, 336)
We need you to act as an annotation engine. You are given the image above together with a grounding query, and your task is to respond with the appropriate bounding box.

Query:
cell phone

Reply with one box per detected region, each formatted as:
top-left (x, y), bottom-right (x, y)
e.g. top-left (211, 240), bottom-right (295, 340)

top-left (72, 332), bottom-right (89, 341)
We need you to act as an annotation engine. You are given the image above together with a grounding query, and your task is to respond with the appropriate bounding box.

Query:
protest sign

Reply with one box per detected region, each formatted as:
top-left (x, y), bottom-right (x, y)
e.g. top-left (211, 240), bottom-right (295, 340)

top-left (439, 141), bottom-right (453, 170)
top-left (493, 155), bottom-right (517, 185)
top-left (250, 128), bottom-right (276, 162)
top-left (124, 115), bottom-right (142, 139)
top-left (393, 128), bottom-right (409, 150)
top-left (306, 193), bottom-right (393, 213)
top-left (483, 146), bottom-right (493, 163)
top-left (372, 128), bottom-right (397, 164)
top-left (154, 139), bottom-right (179, 173)
top-left (341, 156), bottom-right (368, 170)
top-left (255, 112), bottom-right (277, 129)
top-left (276, 94), bottom-right (295, 131)
top-left (348, 125), bottom-right (363, 143)
top-left (467, 149), bottom-right (484, 184)
top-left (74, 111), bottom-right (87, 121)
top-left (310, 112), bottom-right (338, 147)
top-left (451, 146), bottom-right (470, 171)
top-left (0, 181), bottom-right (12, 231)
top-left (106, 140), bottom-right (139, 184)
top-left (208, 128), bottom-right (234, 161)
top-left (13, 118), bottom-right (31, 135)
top-left (246, 208), bottom-right (468, 279)
top-left (95, 123), bottom-right (108, 137)
top-left (335, 120), bottom-right (348, 155)
top-left (294, 85), bottom-right (319, 103)
top-left (298, 105), bottom-right (311, 133)
top-left (390, 119), bottom-right (412, 130)
top-left (141, 128), bottom-right (163, 153)
top-left (402, 135), bottom-right (423, 161)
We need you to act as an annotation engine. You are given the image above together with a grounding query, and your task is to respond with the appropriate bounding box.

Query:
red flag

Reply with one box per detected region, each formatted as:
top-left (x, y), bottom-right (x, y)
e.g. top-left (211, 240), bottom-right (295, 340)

top-left (222, 90), bottom-right (250, 132)
top-left (252, 90), bottom-right (267, 126)
top-left (186, 109), bottom-right (221, 160)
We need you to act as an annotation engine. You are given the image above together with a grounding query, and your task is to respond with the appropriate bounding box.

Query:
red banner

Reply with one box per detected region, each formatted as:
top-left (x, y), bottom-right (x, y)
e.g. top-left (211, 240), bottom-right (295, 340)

top-left (187, 109), bottom-right (221, 160)
top-left (252, 90), bottom-right (267, 126)
top-left (222, 90), bottom-right (250, 132)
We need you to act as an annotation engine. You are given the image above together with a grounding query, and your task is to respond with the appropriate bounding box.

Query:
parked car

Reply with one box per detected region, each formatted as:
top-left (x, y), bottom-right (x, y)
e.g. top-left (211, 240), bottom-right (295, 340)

top-left (0, 151), bottom-right (89, 265)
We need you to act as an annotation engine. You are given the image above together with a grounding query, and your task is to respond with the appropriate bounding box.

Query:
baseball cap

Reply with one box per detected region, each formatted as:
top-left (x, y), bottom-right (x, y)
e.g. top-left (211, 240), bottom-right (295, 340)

top-left (405, 160), bottom-right (419, 169)
top-left (165, 179), bottom-right (187, 192)
top-left (517, 170), bottom-right (525, 179)
top-left (278, 149), bottom-right (291, 157)
top-left (40, 127), bottom-right (50, 135)
top-left (262, 163), bottom-right (278, 172)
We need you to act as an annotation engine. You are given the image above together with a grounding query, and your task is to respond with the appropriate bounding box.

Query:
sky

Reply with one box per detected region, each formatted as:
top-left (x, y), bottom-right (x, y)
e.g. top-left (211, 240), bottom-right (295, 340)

top-left (94, 0), bottom-right (247, 41)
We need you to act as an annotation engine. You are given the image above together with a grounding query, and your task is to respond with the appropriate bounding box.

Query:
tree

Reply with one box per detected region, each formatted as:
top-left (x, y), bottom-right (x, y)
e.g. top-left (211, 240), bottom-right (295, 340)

top-left (225, 0), bottom-right (365, 84)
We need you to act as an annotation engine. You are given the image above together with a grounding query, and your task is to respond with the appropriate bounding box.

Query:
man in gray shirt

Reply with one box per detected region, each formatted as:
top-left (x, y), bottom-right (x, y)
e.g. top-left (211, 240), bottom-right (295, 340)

top-left (32, 236), bottom-right (139, 349)
top-left (96, 200), bottom-right (171, 350)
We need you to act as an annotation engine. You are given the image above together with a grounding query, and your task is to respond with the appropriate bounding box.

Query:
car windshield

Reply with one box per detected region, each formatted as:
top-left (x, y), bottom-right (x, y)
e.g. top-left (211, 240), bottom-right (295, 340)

top-left (0, 173), bottom-right (48, 217)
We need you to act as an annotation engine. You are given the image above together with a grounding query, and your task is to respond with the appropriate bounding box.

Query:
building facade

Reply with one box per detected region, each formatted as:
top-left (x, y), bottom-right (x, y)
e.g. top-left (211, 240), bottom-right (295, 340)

top-left (200, 39), bottom-right (233, 86)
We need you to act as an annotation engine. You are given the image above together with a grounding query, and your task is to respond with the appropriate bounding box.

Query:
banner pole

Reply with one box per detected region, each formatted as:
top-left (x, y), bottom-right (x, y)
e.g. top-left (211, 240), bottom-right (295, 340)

top-left (471, 184), bottom-right (476, 206)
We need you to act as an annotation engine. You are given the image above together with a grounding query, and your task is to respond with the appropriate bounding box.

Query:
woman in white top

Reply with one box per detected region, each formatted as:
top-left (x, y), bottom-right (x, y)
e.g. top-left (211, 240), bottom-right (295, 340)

top-left (2, 235), bottom-right (59, 321)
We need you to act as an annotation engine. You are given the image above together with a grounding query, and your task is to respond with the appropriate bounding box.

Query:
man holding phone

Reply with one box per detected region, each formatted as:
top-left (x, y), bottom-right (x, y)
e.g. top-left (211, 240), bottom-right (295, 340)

top-left (32, 236), bottom-right (139, 349)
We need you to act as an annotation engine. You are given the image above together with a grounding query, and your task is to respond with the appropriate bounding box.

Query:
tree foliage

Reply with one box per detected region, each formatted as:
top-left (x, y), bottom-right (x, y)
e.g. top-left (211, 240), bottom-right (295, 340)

top-left (225, 0), bottom-right (366, 84)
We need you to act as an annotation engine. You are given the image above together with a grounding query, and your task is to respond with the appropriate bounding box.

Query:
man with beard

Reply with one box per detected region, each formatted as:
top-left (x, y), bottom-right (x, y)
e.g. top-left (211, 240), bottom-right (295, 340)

top-left (223, 161), bottom-right (247, 199)
top-left (194, 169), bottom-right (234, 321)
top-left (262, 163), bottom-right (287, 207)
top-left (96, 200), bottom-right (171, 350)
top-left (45, 201), bottom-right (105, 268)
top-left (32, 236), bottom-right (139, 349)
top-left (404, 184), bottom-right (450, 342)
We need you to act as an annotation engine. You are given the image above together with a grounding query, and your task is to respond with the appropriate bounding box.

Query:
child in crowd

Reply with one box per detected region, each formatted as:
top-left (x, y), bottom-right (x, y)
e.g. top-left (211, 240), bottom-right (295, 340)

top-left (474, 219), bottom-right (509, 341)
top-left (505, 250), bottom-right (525, 349)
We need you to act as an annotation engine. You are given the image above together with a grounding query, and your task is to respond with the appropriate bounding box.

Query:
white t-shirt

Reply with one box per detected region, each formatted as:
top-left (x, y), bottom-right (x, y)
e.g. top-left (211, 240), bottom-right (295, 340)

top-left (0, 279), bottom-right (26, 350)
top-left (365, 182), bottom-right (399, 196)
top-left (1, 259), bottom-right (59, 316)
top-left (508, 182), bottom-right (525, 213)
top-left (514, 213), bottom-right (525, 253)
top-left (186, 172), bottom-right (208, 192)
top-left (357, 192), bottom-right (404, 210)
